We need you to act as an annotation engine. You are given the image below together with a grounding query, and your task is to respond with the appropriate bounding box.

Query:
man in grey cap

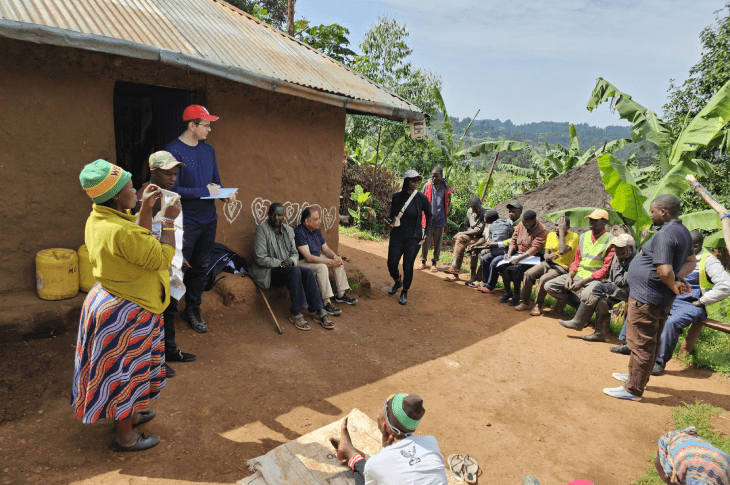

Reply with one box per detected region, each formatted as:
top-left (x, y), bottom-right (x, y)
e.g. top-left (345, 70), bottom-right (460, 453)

top-left (444, 197), bottom-right (487, 282)
top-left (329, 393), bottom-right (448, 485)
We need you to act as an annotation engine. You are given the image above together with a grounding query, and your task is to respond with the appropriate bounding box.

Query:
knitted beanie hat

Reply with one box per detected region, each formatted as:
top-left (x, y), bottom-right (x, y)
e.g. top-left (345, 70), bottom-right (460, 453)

top-left (385, 393), bottom-right (425, 434)
top-left (79, 159), bottom-right (132, 204)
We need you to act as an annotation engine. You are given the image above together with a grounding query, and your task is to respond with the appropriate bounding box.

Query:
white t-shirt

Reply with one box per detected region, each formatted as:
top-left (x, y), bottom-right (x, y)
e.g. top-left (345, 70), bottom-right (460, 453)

top-left (363, 435), bottom-right (448, 485)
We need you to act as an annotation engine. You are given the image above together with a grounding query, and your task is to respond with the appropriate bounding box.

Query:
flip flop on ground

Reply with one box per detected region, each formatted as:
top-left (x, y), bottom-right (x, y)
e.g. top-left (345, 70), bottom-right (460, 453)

top-left (462, 455), bottom-right (479, 484)
top-left (446, 454), bottom-right (465, 481)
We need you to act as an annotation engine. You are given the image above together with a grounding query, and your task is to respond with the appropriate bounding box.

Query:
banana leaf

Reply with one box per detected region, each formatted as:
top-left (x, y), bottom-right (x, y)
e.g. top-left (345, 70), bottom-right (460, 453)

top-left (569, 124), bottom-right (581, 157)
top-left (596, 153), bottom-right (652, 233)
top-left (433, 87), bottom-right (453, 148)
top-left (680, 210), bottom-right (723, 232)
top-left (456, 140), bottom-right (527, 157)
top-left (705, 230), bottom-right (727, 249)
top-left (586, 78), bottom-right (673, 173)
top-left (546, 207), bottom-right (625, 227)
top-left (455, 109), bottom-right (480, 153)
top-left (669, 78), bottom-right (730, 166)
top-left (641, 158), bottom-right (710, 214)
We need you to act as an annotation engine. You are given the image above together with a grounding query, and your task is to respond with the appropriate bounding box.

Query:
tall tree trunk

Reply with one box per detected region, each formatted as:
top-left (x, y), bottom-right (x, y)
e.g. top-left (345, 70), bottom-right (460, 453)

top-left (370, 127), bottom-right (383, 200)
top-left (287, 0), bottom-right (296, 36)
top-left (480, 152), bottom-right (500, 202)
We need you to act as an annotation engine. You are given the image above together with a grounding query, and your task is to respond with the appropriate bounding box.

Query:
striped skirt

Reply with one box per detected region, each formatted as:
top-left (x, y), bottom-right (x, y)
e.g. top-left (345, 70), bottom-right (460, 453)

top-left (71, 283), bottom-right (166, 423)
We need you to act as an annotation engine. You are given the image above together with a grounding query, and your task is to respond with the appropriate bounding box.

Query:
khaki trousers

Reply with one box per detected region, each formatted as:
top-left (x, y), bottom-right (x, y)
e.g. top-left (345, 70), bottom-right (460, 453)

top-left (421, 226), bottom-right (445, 264)
top-left (297, 255), bottom-right (350, 301)
top-left (520, 260), bottom-right (569, 303)
top-left (451, 234), bottom-right (480, 270)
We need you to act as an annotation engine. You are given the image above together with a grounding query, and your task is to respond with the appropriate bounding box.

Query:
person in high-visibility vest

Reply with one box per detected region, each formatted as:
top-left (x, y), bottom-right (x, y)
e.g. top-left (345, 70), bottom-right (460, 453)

top-left (544, 209), bottom-right (616, 329)
top-left (611, 230), bottom-right (730, 375)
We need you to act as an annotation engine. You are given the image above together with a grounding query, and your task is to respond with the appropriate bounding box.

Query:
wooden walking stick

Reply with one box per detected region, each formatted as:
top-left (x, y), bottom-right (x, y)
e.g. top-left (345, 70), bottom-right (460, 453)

top-left (686, 174), bottom-right (730, 249)
top-left (480, 152), bottom-right (500, 202)
top-left (258, 287), bottom-right (283, 334)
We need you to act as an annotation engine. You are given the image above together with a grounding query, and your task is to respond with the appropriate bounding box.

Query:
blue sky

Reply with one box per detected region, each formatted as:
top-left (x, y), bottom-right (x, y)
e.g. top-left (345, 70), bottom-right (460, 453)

top-left (298, 0), bottom-right (724, 127)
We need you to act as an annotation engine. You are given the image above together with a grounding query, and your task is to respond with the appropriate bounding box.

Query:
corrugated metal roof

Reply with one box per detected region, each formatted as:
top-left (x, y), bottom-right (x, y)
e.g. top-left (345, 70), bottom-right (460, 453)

top-left (0, 0), bottom-right (424, 121)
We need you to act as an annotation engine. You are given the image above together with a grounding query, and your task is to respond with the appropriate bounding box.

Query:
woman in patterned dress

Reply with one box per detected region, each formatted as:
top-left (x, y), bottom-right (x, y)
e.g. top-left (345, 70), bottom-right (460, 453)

top-left (73, 159), bottom-right (180, 451)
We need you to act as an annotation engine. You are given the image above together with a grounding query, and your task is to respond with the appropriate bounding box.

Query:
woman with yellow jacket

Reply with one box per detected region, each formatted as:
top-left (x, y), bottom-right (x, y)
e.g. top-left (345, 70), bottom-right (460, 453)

top-left (73, 159), bottom-right (180, 451)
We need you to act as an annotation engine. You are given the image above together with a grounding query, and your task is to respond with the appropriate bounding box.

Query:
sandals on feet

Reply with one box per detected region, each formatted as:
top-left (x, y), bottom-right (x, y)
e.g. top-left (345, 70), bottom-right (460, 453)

top-left (464, 281), bottom-right (477, 288)
top-left (443, 268), bottom-right (460, 275)
top-left (288, 313), bottom-right (311, 331)
top-left (314, 312), bottom-right (335, 330)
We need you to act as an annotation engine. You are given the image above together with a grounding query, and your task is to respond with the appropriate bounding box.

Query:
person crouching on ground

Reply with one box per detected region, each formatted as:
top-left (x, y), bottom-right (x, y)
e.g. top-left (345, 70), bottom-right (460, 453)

top-left (329, 393), bottom-right (448, 485)
top-left (250, 203), bottom-right (333, 331)
top-left (295, 206), bottom-right (358, 316)
top-left (499, 210), bottom-right (547, 306)
top-left (386, 170), bottom-right (432, 305)
top-left (135, 151), bottom-right (196, 379)
top-left (515, 215), bottom-right (579, 314)
top-left (73, 159), bottom-right (179, 451)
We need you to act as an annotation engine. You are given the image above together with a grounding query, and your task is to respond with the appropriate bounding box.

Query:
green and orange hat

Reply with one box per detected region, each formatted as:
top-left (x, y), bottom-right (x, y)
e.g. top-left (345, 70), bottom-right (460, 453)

top-left (79, 159), bottom-right (131, 204)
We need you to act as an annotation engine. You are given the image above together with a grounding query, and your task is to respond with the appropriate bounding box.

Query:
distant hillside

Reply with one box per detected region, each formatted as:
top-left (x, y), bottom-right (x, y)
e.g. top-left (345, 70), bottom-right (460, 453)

top-left (435, 116), bottom-right (633, 168)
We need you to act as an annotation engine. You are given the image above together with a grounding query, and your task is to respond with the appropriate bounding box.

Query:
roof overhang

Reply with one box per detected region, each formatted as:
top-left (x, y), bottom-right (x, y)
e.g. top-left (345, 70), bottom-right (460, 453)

top-left (0, 19), bottom-right (425, 123)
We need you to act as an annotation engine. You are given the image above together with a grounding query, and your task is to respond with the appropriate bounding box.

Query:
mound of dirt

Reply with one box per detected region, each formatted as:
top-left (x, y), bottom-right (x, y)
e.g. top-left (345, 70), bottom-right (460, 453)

top-left (493, 159), bottom-right (616, 232)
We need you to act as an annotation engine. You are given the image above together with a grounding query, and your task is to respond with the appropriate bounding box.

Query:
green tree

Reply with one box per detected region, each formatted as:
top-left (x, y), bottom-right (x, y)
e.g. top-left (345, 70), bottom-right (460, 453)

top-left (295, 22), bottom-right (357, 65)
top-left (224, 0), bottom-right (287, 29)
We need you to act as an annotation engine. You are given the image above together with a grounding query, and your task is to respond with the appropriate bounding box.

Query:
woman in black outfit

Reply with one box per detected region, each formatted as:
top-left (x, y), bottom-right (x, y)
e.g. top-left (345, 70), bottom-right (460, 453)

top-left (386, 170), bottom-right (432, 305)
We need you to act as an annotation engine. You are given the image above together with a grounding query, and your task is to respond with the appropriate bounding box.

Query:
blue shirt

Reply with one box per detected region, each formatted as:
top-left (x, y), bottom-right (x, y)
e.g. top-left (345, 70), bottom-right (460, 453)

top-left (166, 138), bottom-right (222, 226)
top-left (294, 224), bottom-right (326, 257)
top-left (431, 183), bottom-right (447, 227)
top-left (627, 219), bottom-right (693, 309)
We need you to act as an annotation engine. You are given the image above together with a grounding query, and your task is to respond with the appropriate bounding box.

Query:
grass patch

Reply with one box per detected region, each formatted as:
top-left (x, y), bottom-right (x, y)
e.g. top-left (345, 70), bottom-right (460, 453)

top-left (338, 225), bottom-right (384, 242)
top-left (633, 401), bottom-right (730, 484)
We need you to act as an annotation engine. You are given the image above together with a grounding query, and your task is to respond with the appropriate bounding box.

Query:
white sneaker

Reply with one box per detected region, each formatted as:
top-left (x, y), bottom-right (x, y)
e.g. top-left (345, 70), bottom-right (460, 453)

top-left (603, 386), bottom-right (641, 401)
top-left (612, 373), bottom-right (647, 389)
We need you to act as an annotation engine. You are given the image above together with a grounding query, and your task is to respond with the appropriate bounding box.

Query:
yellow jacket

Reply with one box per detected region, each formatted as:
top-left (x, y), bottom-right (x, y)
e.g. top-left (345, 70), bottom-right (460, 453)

top-left (85, 204), bottom-right (175, 314)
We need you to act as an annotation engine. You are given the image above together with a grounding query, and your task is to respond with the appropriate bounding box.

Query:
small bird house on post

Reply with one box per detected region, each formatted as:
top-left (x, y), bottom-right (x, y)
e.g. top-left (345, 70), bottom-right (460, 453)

top-left (410, 120), bottom-right (426, 140)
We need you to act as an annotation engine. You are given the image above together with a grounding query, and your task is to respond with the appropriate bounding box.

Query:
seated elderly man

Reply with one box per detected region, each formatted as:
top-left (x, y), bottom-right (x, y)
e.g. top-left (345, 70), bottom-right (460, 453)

top-left (497, 210), bottom-right (547, 306)
top-left (295, 206), bottom-right (358, 316)
top-left (444, 197), bottom-right (487, 282)
top-left (329, 393), bottom-right (448, 485)
top-left (250, 203), bottom-right (333, 331)
top-left (561, 234), bottom-right (636, 341)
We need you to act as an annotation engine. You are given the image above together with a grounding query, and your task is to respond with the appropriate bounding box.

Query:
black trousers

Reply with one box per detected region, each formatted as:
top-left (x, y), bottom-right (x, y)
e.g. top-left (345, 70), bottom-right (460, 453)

top-left (387, 235), bottom-right (421, 290)
top-left (163, 297), bottom-right (179, 356)
top-left (271, 266), bottom-right (323, 315)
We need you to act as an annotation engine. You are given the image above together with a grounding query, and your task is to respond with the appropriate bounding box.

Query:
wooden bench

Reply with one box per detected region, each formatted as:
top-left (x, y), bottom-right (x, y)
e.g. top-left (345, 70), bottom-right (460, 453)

top-left (679, 318), bottom-right (730, 355)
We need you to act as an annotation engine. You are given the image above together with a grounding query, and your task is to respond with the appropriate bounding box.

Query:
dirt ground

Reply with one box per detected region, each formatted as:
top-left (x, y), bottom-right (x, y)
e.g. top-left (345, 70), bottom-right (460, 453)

top-left (2, 234), bottom-right (729, 485)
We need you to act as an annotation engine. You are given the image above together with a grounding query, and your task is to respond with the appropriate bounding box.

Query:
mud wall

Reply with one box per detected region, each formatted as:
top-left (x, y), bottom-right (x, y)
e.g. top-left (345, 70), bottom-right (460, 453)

top-left (0, 37), bottom-right (345, 295)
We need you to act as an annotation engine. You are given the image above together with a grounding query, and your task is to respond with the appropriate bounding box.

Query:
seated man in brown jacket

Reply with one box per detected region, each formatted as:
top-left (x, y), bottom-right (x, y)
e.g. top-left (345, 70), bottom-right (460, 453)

top-left (499, 210), bottom-right (547, 306)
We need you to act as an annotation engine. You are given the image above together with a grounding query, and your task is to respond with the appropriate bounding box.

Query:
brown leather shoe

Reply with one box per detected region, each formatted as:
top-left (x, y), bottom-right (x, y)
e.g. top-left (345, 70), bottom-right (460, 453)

top-left (514, 302), bottom-right (530, 311)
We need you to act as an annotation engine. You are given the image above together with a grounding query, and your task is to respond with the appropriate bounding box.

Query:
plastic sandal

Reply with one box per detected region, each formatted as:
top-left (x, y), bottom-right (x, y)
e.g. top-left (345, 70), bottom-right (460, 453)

top-left (446, 454), bottom-right (465, 481)
top-left (288, 313), bottom-right (311, 331)
top-left (463, 455), bottom-right (479, 484)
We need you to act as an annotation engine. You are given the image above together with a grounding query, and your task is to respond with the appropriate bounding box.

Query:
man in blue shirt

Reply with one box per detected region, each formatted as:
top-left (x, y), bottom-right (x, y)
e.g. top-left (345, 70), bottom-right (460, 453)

top-left (166, 105), bottom-right (237, 333)
top-left (295, 207), bottom-right (358, 316)
top-left (604, 195), bottom-right (695, 401)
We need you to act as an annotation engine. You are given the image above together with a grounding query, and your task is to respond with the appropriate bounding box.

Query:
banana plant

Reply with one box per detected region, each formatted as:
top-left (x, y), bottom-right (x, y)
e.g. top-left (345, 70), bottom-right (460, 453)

top-left (430, 87), bottom-right (527, 180)
top-left (547, 153), bottom-right (708, 248)
top-left (586, 77), bottom-right (729, 181)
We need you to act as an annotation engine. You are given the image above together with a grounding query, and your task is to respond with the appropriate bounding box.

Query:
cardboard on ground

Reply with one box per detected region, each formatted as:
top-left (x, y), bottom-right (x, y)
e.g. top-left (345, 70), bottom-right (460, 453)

top-left (240, 408), bottom-right (461, 485)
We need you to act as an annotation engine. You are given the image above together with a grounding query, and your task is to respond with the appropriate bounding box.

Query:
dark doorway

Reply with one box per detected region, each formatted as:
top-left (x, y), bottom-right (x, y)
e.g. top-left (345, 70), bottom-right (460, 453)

top-left (113, 81), bottom-right (196, 188)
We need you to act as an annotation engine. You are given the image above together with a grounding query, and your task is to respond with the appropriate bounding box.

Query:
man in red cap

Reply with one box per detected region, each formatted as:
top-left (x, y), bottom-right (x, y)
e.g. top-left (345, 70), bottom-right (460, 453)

top-left (165, 105), bottom-right (237, 333)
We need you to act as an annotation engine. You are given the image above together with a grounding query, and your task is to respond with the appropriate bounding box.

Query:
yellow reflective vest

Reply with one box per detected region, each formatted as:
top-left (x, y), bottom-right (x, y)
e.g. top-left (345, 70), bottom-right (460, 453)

top-left (698, 250), bottom-right (722, 313)
top-left (576, 231), bottom-right (615, 279)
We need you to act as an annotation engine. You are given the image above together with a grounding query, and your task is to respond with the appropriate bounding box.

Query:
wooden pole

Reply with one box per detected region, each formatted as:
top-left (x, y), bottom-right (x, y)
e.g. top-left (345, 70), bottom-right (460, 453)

top-left (480, 152), bottom-right (500, 202)
top-left (287, 0), bottom-right (296, 37)
top-left (259, 287), bottom-right (283, 334)
top-left (686, 174), bottom-right (730, 250)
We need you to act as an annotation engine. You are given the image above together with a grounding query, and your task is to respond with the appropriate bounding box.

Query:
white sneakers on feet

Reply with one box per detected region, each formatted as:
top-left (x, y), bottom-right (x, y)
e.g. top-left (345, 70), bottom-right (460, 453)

top-left (603, 386), bottom-right (641, 401)
top-left (612, 373), bottom-right (647, 389)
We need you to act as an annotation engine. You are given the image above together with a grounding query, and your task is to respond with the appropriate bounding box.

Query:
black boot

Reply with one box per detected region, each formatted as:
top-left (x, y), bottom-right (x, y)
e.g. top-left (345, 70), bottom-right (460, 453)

top-left (610, 344), bottom-right (630, 355)
top-left (388, 279), bottom-right (402, 295)
top-left (582, 311), bottom-right (609, 342)
top-left (558, 303), bottom-right (593, 331)
top-left (566, 292), bottom-right (582, 310)
top-left (399, 289), bottom-right (408, 305)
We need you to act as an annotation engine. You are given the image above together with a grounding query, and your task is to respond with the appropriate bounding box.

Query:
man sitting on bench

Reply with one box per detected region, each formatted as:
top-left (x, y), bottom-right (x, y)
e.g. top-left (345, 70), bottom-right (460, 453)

top-left (612, 230), bottom-right (730, 375)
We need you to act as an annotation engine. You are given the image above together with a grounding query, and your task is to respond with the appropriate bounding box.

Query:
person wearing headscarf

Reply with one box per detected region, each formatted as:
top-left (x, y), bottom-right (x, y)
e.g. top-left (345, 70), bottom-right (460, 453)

top-left (329, 393), bottom-right (448, 485)
top-left (386, 170), bottom-right (432, 305)
top-left (655, 426), bottom-right (730, 485)
top-left (72, 159), bottom-right (179, 451)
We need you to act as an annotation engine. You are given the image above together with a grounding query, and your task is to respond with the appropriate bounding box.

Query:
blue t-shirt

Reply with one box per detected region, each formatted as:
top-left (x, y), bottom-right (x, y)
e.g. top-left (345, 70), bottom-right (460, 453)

top-left (294, 224), bottom-right (326, 257)
top-left (431, 183), bottom-right (447, 227)
top-left (166, 138), bottom-right (222, 226)
top-left (627, 219), bottom-right (693, 309)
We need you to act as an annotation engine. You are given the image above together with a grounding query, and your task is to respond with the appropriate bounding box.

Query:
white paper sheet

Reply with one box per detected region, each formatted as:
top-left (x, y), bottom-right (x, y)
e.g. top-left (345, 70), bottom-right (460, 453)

top-left (201, 187), bottom-right (238, 199)
top-left (495, 254), bottom-right (542, 267)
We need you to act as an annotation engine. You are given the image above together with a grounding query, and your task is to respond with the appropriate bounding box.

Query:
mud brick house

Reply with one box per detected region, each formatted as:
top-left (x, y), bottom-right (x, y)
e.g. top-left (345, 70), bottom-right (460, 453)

top-left (0, 0), bottom-right (424, 296)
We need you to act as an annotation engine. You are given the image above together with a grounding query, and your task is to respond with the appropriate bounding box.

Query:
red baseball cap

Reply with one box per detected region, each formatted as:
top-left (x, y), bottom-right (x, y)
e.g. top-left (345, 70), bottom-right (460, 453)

top-left (182, 105), bottom-right (219, 122)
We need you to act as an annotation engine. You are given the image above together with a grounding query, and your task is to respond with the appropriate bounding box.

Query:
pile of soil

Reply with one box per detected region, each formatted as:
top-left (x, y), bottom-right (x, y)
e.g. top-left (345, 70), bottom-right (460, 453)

top-left (493, 159), bottom-right (615, 232)
top-left (340, 164), bottom-right (400, 223)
